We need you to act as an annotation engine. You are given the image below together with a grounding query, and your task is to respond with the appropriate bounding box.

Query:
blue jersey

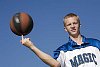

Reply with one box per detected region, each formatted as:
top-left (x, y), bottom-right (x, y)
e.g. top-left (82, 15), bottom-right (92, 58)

top-left (53, 35), bottom-right (100, 67)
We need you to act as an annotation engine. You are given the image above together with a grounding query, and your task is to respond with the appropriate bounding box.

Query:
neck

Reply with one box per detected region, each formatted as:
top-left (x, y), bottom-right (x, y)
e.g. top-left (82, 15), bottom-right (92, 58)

top-left (69, 34), bottom-right (83, 45)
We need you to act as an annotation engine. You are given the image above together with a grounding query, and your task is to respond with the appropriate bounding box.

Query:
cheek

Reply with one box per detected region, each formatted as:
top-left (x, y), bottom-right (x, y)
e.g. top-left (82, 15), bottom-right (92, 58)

top-left (75, 24), bottom-right (80, 29)
top-left (65, 27), bottom-right (70, 31)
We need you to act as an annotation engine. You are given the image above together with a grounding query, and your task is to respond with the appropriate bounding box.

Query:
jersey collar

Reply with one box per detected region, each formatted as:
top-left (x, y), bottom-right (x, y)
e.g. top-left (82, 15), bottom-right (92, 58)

top-left (68, 35), bottom-right (89, 47)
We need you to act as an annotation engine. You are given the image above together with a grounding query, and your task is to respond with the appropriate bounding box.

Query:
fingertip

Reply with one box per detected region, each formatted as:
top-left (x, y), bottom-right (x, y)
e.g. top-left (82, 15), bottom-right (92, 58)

top-left (21, 35), bottom-right (24, 40)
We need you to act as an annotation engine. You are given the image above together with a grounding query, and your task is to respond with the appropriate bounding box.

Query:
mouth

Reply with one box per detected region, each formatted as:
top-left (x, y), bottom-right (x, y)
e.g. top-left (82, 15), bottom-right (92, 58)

top-left (71, 29), bottom-right (76, 32)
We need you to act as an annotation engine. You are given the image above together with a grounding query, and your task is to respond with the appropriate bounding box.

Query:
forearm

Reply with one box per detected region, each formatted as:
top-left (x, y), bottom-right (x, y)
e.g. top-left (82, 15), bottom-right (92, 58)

top-left (29, 45), bottom-right (60, 67)
top-left (21, 38), bottom-right (60, 67)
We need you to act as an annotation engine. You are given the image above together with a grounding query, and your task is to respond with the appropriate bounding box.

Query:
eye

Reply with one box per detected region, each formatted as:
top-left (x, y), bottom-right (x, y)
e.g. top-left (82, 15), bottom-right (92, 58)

top-left (73, 22), bottom-right (78, 25)
top-left (67, 23), bottom-right (71, 26)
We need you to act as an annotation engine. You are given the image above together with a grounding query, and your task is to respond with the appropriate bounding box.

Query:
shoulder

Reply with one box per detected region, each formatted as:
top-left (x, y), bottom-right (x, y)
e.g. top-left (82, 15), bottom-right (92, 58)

top-left (86, 38), bottom-right (100, 43)
top-left (53, 43), bottom-right (70, 59)
top-left (86, 37), bottom-right (100, 49)
top-left (54, 43), bottom-right (70, 52)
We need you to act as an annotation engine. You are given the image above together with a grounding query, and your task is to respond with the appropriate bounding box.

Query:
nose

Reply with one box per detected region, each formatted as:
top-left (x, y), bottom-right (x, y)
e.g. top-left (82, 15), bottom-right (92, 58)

top-left (71, 23), bottom-right (74, 27)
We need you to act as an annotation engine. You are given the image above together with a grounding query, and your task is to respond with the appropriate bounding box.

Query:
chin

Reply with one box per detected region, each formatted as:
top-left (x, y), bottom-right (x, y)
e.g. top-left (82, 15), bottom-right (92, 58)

top-left (71, 32), bottom-right (77, 35)
top-left (70, 32), bottom-right (79, 37)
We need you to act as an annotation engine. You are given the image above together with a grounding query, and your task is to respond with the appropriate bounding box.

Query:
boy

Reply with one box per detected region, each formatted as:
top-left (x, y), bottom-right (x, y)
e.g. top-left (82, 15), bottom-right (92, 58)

top-left (21, 13), bottom-right (100, 67)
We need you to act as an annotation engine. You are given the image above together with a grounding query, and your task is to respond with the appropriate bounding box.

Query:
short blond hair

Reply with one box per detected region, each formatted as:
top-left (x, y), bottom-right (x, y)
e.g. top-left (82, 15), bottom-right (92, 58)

top-left (63, 13), bottom-right (80, 27)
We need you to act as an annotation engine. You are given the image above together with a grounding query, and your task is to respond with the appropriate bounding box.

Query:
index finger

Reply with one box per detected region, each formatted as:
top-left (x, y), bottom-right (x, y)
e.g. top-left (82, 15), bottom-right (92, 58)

top-left (22, 35), bottom-right (24, 40)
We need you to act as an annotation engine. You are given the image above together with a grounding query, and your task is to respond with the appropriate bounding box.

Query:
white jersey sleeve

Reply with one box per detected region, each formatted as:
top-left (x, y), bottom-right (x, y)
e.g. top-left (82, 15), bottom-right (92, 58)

top-left (57, 51), bottom-right (65, 67)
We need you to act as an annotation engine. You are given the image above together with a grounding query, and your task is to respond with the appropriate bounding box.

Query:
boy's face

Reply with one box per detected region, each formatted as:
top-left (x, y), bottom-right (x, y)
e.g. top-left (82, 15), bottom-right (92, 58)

top-left (64, 16), bottom-right (80, 36)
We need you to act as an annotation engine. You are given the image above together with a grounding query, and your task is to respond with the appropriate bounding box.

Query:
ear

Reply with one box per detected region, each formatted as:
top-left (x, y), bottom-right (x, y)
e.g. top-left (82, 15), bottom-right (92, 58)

top-left (64, 27), bottom-right (67, 32)
top-left (80, 24), bottom-right (81, 26)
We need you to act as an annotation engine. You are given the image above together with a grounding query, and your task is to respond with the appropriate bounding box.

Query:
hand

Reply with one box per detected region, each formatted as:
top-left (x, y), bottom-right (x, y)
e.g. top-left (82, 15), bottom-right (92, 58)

top-left (20, 35), bottom-right (33, 48)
